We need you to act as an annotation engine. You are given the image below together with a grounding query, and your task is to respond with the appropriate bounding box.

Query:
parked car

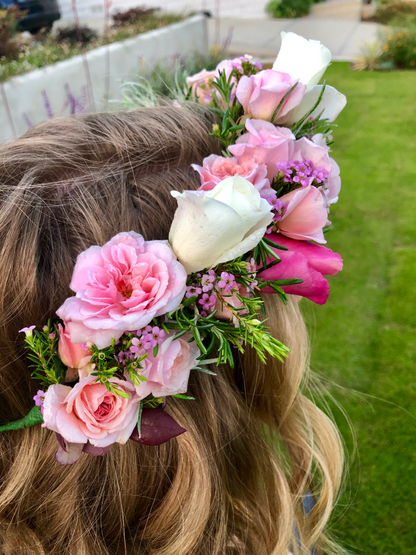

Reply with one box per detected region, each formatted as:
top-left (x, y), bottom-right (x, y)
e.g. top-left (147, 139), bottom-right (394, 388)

top-left (0, 0), bottom-right (61, 33)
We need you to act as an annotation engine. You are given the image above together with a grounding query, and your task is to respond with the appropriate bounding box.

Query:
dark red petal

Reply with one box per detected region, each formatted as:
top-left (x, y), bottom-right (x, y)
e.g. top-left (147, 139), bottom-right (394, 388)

top-left (130, 407), bottom-right (186, 446)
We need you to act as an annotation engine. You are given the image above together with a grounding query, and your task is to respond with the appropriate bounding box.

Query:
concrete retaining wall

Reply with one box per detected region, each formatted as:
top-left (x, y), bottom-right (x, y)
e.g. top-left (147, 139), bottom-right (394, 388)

top-left (0, 14), bottom-right (208, 142)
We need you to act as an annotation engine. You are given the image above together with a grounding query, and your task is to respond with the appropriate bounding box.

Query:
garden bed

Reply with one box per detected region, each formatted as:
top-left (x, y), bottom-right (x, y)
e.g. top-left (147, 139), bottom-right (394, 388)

top-left (0, 11), bottom-right (186, 82)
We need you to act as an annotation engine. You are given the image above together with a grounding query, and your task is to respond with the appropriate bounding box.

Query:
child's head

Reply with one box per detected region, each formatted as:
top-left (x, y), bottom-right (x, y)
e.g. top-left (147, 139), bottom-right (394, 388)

top-left (0, 107), bottom-right (343, 555)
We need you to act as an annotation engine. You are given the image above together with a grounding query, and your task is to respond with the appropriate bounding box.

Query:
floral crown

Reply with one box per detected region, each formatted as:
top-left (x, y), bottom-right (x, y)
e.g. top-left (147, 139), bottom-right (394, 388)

top-left (3, 32), bottom-right (345, 465)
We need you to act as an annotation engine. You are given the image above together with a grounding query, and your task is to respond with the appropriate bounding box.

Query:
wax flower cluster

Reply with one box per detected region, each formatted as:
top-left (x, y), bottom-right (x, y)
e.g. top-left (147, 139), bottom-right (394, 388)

top-left (2, 32), bottom-right (345, 465)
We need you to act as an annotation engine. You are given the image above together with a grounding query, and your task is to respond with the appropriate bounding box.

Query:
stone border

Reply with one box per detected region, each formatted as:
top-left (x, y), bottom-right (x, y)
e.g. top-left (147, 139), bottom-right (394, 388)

top-left (0, 14), bottom-right (208, 142)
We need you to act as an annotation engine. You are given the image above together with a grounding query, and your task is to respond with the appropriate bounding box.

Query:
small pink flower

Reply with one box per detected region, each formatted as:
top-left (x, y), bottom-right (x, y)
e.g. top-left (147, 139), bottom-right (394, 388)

top-left (259, 234), bottom-right (343, 305)
top-left (42, 376), bottom-right (141, 448)
top-left (218, 272), bottom-right (236, 293)
top-left (33, 390), bottom-right (45, 414)
top-left (130, 336), bottom-right (152, 356)
top-left (192, 154), bottom-right (271, 194)
top-left (275, 186), bottom-right (328, 244)
top-left (19, 325), bottom-right (36, 336)
top-left (143, 326), bottom-right (166, 348)
top-left (201, 273), bottom-right (215, 292)
top-left (198, 293), bottom-right (216, 311)
top-left (236, 70), bottom-right (306, 122)
top-left (186, 58), bottom-right (241, 106)
top-left (130, 333), bottom-right (200, 398)
top-left (58, 323), bottom-right (92, 370)
top-left (56, 232), bottom-right (187, 349)
top-left (229, 119), bottom-right (295, 181)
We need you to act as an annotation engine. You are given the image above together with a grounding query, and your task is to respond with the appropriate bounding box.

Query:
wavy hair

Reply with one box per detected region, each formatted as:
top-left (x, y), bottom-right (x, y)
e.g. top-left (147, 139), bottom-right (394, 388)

top-left (0, 106), bottom-right (344, 555)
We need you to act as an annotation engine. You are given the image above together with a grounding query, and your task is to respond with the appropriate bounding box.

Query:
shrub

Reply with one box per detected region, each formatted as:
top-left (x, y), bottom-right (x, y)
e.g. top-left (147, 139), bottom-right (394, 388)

top-left (56, 25), bottom-right (97, 45)
top-left (0, 6), bottom-right (25, 59)
top-left (266, 0), bottom-right (313, 18)
top-left (380, 28), bottom-right (416, 68)
top-left (365, 1), bottom-right (416, 24)
top-left (112, 6), bottom-right (160, 26)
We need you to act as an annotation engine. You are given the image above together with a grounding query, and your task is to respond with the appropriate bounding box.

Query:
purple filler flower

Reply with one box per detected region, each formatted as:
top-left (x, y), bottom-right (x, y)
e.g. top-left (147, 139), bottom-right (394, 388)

top-left (186, 284), bottom-right (202, 298)
top-left (118, 351), bottom-right (134, 365)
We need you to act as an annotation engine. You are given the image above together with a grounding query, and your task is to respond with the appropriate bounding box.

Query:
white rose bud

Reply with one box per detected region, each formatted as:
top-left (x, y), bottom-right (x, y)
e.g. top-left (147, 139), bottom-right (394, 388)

top-left (273, 32), bottom-right (346, 125)
top-left (169, 175), bottom-right (273, 274)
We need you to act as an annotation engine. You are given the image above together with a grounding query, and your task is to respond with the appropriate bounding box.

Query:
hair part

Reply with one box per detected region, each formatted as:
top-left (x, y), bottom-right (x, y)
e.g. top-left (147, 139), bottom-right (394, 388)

top-left (0, 106), bottom-right (344, 555)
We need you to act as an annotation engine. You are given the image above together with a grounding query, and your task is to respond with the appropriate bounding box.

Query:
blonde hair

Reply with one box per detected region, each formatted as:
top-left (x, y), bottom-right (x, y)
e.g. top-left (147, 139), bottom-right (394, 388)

top-left (0, 107), bottom-right (344, 555)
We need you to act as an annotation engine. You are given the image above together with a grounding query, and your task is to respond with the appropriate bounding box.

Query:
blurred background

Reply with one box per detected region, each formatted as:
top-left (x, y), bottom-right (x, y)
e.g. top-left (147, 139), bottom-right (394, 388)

top-left (0, 0), bottom-right (415, 552)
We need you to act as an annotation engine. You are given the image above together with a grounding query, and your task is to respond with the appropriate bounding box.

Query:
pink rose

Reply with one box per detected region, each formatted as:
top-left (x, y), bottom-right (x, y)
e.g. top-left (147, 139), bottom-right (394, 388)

top-left (42, 375), bottom-right (140, 448)
top-left (186, 59), bottom-right (238, 106)
top-left (259, 234), bottom-right (342, 305)
top-left (229, 119), bottom-right (295, 181)
top-left (58, 323), bottom-right (91, 370)
top-left (186, 68), bottom-right (216, 105)
top-left (275, 186), bottom-right (328, 244)
top-left (293, 135), bottom-right (341, 206)
top-left (56, 232), bottom-right (187, 349)
top-left (132, 333), bottom-right (199, 398)
top-left (192, 154), bottom-right (271, 194)
top-left (236, 70), bottom-right (306, 122)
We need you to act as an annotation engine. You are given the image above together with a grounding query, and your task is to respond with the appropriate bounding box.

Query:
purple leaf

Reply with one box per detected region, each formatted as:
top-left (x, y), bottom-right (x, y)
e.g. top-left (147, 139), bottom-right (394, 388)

top-left (55, 433), bottom-right (84, 465)
top-left (130, 408), bottom-right (186, 446)
top-left (83, 442), bottom-right (112, 457)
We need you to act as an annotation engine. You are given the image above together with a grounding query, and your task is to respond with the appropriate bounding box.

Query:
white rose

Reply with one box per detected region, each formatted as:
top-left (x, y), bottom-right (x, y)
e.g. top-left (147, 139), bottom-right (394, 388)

top-left (272, 32), bottom-right (346, 125)
top-left (273, 32), bottom-right (331, 90)
top-left (169, 175), bottom-right (273, 274)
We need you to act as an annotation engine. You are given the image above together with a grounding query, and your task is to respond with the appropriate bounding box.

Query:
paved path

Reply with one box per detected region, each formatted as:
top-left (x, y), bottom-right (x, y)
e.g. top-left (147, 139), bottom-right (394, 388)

top-left (208, 17), bottom-right (380, 62)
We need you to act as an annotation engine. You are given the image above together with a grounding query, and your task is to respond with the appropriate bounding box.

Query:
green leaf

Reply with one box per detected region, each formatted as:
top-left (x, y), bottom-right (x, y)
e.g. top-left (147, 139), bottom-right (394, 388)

top-left (262, 237), bottom-right (289, 251)
top-left (0, 405), bottom-right (43, 432)
top-left (137, 401), bottom-right (143, 439)
top-left (172, 394), bottom-right (195, 400)
top-left (183, 295), bottom-right (197, 307)
top-left (270, 81), bottom-right (299, 123)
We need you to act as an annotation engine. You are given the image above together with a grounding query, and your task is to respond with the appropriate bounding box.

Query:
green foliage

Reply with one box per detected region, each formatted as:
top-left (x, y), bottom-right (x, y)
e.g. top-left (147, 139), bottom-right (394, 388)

top-left (303, 62), bottom-right (416, 553)
top-left (22, 321), bottom-right (66, 387)
top-left (266, 0), bottom-right (313, 18)
top-left (380, 27), bottom-right (416, 69)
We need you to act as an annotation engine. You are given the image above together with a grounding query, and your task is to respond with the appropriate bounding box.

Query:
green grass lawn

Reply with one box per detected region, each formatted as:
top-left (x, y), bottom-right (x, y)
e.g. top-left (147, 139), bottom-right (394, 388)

top-left (301, 63), bottom-right (416, 553)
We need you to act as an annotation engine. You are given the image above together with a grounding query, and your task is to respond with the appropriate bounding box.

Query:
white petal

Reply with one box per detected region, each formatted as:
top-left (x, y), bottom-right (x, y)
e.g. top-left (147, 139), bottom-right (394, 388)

top-left (212, 227), bottom-right (268, 266)
top-left (169, 191), bottom-right (245, 274)
top-left (273, 32), bottom-right (331, 90)
top-left (283, 85), bottom-right (347, 127)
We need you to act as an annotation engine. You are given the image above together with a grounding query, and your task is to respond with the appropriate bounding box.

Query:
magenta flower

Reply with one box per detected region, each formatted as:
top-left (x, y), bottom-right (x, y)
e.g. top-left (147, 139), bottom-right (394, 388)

top-left (259, 234), bottom-right (342, 305)
top-left (144, 326), bottom-right (166, 348)
top-left (56, 231), bottom-right (187, 349)
top-left (118, 351), bottom-right (134, 365)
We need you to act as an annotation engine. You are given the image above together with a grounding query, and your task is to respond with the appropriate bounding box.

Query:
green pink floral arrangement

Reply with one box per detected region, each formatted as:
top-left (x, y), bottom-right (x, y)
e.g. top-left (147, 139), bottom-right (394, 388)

top-left (1, 32), bottom-right (345, 465)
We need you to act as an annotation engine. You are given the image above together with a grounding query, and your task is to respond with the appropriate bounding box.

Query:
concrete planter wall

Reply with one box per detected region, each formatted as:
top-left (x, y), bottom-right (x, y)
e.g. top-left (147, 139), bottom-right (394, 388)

top-left (0, 14), bottom-right (208, 143)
